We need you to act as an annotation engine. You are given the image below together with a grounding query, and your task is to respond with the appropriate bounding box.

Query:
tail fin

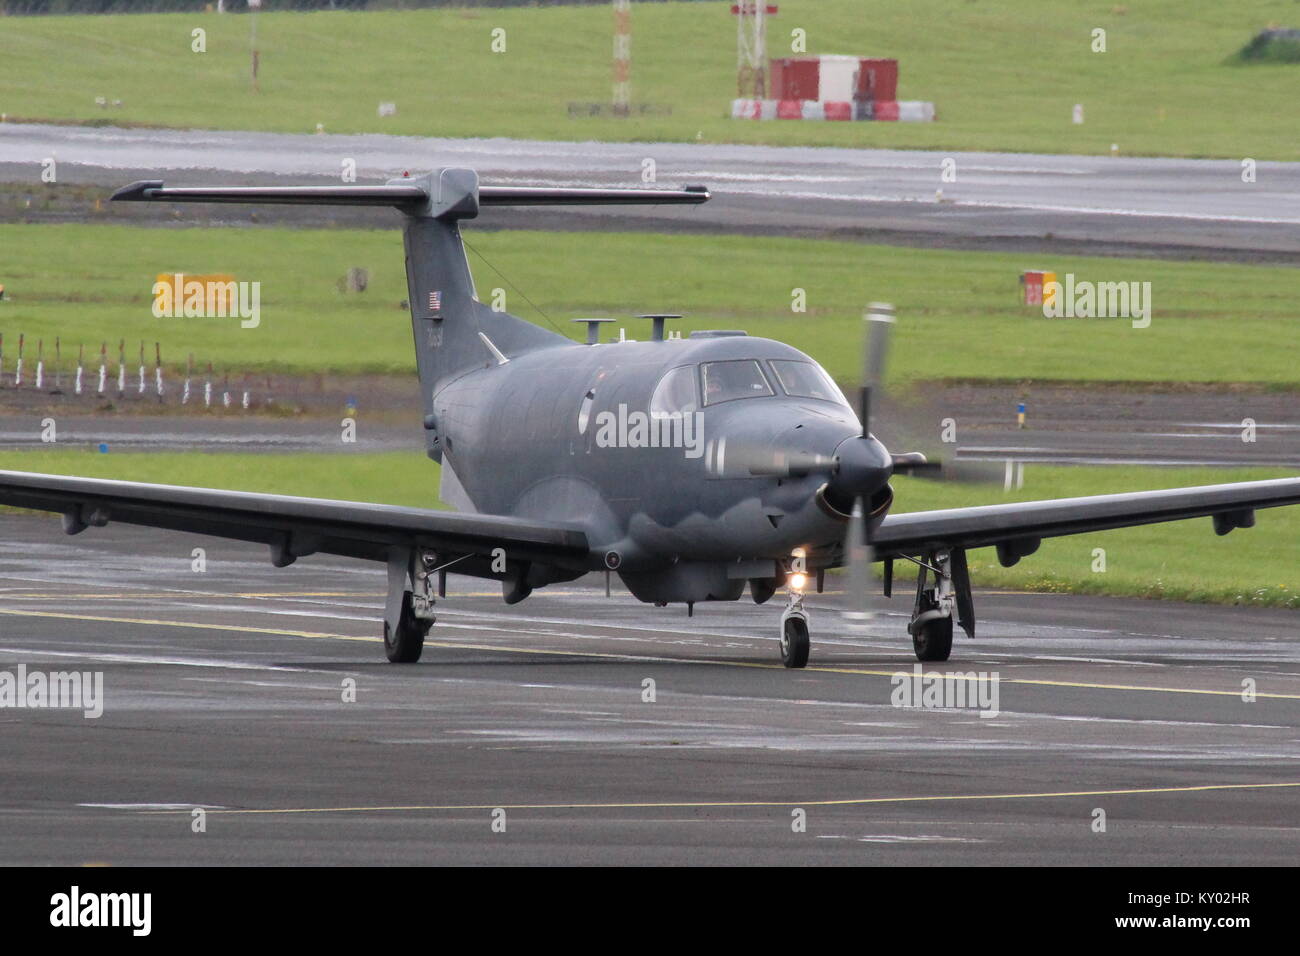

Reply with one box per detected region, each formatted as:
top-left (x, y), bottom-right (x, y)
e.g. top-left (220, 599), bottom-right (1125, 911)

top-left (114, 170), bottom-right (709, 460)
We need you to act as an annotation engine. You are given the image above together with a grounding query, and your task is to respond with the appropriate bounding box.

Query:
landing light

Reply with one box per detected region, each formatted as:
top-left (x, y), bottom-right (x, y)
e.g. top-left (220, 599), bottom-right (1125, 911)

top-left (789, 572), bottom-right (807, 593)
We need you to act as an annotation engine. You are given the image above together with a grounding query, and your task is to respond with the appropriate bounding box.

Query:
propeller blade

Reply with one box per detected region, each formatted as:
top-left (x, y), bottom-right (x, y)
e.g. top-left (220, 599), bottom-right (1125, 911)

top-left (843, 495), bottom-right (874, 626)
top-left (861, 302), bottom-right (895, 438)
top-left (746, 450), bottom-right (836, 478)
top-left (890, 452), bottom-right (942, 476)
top-left (864, 303), bottom-right (894, 389)
top-left (707, 438), bottom-right (836, 479)
top-left (890, 453), bottom-right (1002, 485)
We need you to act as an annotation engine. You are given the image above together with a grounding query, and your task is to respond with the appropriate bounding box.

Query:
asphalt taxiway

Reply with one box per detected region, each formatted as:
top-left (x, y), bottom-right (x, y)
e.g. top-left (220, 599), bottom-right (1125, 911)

top-left (0, 516), bottom-right (1295, 865)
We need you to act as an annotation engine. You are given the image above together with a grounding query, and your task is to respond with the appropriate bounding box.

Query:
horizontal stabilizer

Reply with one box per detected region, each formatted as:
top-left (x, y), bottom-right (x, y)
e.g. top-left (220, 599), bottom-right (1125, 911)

top-left (111, 176), bottom-right (710, 213)
top-left (111, 181), bottom-right (429, 206)
top-left (479, 185), bottom-right (709, 205)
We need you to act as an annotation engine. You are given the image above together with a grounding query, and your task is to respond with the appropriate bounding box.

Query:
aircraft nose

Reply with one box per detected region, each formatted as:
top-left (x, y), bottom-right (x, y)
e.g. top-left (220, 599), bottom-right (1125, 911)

top-left (829, 435), bottom-right (894, 499)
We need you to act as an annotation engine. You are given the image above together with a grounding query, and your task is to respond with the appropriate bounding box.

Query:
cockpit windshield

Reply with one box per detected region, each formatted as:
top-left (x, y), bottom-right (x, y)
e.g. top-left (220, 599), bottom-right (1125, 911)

top-left (700, 359), bottom-right (774, 406)
top-left (650, 358), bottom-right (845, 414)
top-left (768, 360), bottom-right (847, 405)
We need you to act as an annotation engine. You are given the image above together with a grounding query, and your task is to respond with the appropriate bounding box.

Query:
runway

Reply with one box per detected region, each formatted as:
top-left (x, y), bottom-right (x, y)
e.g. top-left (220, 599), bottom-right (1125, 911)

top-left (0, 516), bottom-right (1295, 865)
top-left (5, 123), bottom-right (1300, 260)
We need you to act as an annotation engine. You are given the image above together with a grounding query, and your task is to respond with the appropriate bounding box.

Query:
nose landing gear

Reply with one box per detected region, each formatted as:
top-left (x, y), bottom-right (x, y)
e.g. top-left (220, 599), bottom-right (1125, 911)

top-left (779, 599), bottom-right (811, 668)
top-left (776, 561), bottom-right (812, 668)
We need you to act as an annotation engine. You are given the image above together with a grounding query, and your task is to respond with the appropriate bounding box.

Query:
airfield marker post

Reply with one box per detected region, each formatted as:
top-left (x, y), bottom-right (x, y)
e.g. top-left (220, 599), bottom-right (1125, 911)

top-left (733, 3), bottom-right (778, 99)
top-left (248, 0), bottom-right (262, 92)
top-left (613, 0), bottom-right (631, 116)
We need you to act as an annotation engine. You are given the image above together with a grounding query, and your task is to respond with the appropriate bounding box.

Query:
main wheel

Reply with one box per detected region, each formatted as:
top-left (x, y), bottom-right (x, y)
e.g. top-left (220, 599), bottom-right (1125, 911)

top-left (383, 591), bottom-right (429, 663)
top-left (780, 615), bottom-right (810, 669)
top-left (912, 616), bottom-right (953, 662)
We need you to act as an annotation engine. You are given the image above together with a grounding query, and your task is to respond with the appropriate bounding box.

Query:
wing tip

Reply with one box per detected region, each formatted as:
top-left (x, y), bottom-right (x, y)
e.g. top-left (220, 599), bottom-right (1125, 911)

top-left (110, 179), bottom-right (163, 202)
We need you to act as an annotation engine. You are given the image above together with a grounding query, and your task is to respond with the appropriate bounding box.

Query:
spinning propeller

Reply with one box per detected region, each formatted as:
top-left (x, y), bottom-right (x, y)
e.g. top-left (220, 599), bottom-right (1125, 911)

top-left (842, 303), bottom-right (899, 627)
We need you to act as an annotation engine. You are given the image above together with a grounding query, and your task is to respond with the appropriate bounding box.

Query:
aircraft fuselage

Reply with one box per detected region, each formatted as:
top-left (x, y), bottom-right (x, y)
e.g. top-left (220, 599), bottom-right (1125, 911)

top-left (432, 332), bottom-right (891, 603)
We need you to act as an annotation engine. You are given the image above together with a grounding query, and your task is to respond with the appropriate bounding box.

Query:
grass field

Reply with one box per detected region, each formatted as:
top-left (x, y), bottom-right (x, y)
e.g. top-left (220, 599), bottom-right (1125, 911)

top-left (0, 448), bottom-right (440, 507)
top-left (0, 448), bottom-right (1294, 608)
top-left (1, 222), bottom-right (1297, 387)
top-left (2, 1), bottom-right (1299, 158)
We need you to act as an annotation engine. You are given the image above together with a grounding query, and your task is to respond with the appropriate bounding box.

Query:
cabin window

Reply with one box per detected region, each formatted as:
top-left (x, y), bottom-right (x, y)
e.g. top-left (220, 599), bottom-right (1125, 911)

top-left (577, 389), bottom-right (595, 434)
top-left (649, 365), bottom-right (700, 418)
top-left (700, 360), bottom-right (774, 406)
top-left (768, 360), bottom-right (847, 405)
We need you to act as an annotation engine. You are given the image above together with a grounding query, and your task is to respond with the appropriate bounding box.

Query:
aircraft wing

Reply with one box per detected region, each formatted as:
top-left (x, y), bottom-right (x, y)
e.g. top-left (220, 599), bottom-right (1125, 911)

top-left (0, 470), bottom-right (589, 570)
top-left (871, 477), bottom-right (1300, 563)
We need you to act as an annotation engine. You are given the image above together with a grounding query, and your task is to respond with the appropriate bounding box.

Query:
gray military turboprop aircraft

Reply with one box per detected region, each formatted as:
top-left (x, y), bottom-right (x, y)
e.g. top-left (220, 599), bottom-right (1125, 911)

top-left (1, 167), bottom-right (1297, 668)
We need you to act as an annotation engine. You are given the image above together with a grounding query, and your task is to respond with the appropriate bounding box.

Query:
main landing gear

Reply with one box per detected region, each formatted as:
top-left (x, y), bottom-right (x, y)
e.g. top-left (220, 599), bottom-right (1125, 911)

top-left (906, 549), bottom-right (974, 663)
top-left (383, 547), bottom-right (438, 663)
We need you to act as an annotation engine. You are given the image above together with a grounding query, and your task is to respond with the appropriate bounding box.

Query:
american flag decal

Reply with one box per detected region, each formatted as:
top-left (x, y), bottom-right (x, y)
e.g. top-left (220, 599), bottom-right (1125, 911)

top-left (428, 290), bottom-right (442, 312)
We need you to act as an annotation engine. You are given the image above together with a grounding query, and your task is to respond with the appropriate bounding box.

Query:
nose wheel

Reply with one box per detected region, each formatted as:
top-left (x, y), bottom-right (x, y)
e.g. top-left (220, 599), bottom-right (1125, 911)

top-left (779, 613), bottom-right (810, 668)
top-left (778, 580), bottom-right (811, 668)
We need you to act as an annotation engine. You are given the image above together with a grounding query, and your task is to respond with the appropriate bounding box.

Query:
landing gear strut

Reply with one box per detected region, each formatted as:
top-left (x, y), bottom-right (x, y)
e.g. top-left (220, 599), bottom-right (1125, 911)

top-left (906, 549), bottom-right (974, 663)
top-left (383, 547), bottom-right (438, 663)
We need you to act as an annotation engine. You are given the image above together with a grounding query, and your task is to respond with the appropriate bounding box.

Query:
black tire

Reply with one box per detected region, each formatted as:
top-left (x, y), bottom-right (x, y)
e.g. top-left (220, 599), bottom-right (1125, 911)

top-left (780, 616), bottom-right (811, 669)
top-left (912, 616), bottom-right (953, 662)
top-left (384, 591), bottom-right (429, 664)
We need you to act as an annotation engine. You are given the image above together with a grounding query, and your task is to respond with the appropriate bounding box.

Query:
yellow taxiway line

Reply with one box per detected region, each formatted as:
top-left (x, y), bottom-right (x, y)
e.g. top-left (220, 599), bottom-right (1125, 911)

top-left (136, 781), bottom-right (1300, 816)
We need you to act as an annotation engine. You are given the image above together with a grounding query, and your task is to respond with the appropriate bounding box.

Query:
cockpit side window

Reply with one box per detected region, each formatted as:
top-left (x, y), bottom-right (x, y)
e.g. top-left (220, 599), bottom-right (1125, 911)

top-left (650, 365), bottom-right (700, 418)
top-left (700, 359), bottom-right (774, 406)
top-left (768, 360), bottom-right (847, 405)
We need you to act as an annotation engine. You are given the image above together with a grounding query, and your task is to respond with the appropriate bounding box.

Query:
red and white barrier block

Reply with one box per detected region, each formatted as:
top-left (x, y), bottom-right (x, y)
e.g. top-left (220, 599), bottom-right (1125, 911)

top-left (731, 99), bottom-right (935, 122)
